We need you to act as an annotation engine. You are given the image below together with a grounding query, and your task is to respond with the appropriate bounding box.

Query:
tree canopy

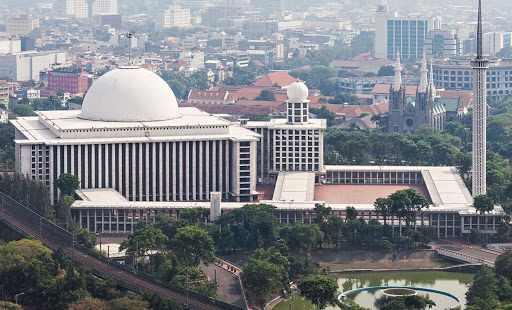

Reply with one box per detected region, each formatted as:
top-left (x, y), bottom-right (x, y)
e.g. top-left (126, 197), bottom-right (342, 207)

top-left (298, 274), bottom-right (339, 310)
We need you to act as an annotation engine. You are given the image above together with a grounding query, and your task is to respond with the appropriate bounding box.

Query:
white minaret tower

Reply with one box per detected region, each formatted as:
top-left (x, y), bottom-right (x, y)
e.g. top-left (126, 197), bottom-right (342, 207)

top-left (286, 80), bottom-right (309, 124)
top-left (419, 52), bottom-right (428, 93)
top-left (471, 0), bottom-right (489, 197)
top-left (393, 51), bottom-right (402, 91)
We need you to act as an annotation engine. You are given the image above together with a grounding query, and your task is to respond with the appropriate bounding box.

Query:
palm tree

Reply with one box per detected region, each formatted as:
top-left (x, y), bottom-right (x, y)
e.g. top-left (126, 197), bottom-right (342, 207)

top-left (371, 114), bottom-right (382, 128)
top-left (347, 122), bottom-right (360, 131)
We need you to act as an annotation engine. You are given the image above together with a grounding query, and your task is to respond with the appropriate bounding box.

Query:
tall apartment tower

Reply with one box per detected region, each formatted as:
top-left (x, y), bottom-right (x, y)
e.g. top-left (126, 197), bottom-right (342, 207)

top-left (471, 0), bottom-right (489, 197)
top-left (374, 6), bottom-right (434, 60)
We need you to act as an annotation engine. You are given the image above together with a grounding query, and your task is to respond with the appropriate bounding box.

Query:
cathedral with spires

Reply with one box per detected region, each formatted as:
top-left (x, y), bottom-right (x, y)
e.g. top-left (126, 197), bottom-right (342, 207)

top-left (387, 51), bottom-right (447, 134)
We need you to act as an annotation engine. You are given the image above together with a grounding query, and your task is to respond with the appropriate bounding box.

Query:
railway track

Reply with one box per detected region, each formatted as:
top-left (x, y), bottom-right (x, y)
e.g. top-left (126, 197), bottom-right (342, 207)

top-left (0, 194), bottom-right (242, 310)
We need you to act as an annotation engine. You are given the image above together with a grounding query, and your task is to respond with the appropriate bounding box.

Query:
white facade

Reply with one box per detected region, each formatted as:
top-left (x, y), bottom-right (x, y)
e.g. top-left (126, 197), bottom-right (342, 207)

top-left (482, 32), bottom-right (505, 56)
top-left (179, 51), bottom-right (204, 69)
top-left (63, 0), bottom-right (117, 18)
top-left (0, 37), bottom-right (22, 54)
top-left (155, 6), bottom-right (191, 29)
top-left (6, 16), bottom-right (39, 36)
top-left (0, 51), bottom-right (67, 82)
top-left (244, 82), bottom-right (326, 184)
top-left (11, 67), bottom-right (260, 204)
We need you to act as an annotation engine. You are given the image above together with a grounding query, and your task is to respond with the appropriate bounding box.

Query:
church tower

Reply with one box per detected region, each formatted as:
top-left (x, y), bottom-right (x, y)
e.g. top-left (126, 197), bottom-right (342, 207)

top-left (414, 52), bottom-right (433, 128)
top-left (388, 52), bottom-right (407, 133)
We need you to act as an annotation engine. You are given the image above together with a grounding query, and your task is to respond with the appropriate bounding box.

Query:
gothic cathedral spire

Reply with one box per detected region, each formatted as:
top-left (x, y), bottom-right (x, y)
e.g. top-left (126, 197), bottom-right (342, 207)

top-left (393, 51), bottom-right (402, 91)
top-left (419, 51), bottom-right (428, 93)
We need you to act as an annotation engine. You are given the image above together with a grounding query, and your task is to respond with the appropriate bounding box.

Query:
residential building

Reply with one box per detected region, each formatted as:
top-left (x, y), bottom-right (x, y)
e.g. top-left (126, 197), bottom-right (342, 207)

top-left (48, 67), bottom-right (89, 94)
top-left (424, 29), bottom-right (462, 59)
top-left (155, 5), bottom-right (191, 29)
top-left (374, 7), bottom-right (434, 60)
top-left (0, 83), bottom-right (9, 107)
top-left (0, 51), bottom-right (67, 82)
top-left (178, 51), bottom-right (204, 69)
top-left (6, 15), bottom-right (39, 36)
top-left (0, 36), bottom-right (21, 54)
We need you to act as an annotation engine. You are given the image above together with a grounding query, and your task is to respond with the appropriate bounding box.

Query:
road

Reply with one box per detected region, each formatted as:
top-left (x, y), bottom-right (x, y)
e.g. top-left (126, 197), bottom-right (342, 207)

top-left (201, 262), bottom-right (247, 309)
top-left (431, 240), bottom-right (499, 264)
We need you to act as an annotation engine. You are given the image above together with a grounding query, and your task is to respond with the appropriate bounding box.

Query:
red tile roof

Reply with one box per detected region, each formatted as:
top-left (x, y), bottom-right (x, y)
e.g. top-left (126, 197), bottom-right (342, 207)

top-left (254, 72), bottom-right (297, 87)
top-left (439, 90), bottom-right (473, 108)
top-left (179, 102), bottom-right (279, 115)
top-left (310, 101), bottom-right (390, 118)
top-left (188, 90), bottom-right (233, 102)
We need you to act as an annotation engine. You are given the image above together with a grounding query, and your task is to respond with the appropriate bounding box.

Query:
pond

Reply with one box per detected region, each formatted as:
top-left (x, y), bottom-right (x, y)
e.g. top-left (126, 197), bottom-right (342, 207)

top-left (274, 271), bottom-right (474, 310)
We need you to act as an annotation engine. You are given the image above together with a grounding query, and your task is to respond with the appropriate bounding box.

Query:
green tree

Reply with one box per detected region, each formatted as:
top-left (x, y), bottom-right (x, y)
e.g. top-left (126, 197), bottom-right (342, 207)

top-left (55, 173), bottom-right (80, 196)
top-left (0, 302), bottom-right (22, 310)
top-left (466, 266), bottom-right (499, 309)
top-left (495, 250), bottom-right (512, 283)
top-left (374, 197), bottom-right (392, 225)
top-left (474, 194), bottom-right (495, 243)
top-left (350, 31), bottom-right (375, 56)
top-left (298, 274), bottom-right (339, 310)
top-left (12, 104), bottom-right (36, 116)
top-left (280, 223), bottom-right (324, 253)
top-left (378, 65), bottom-right (395, 76)
top-left (346, 206), bottom-right (358, 221)
top-left (171, 226), bottom-right (215, 266)
top-left (119, 221), bottom-right (168, 257)
top-left (215, 204), bottom-right (278, 250)
top-left (242, 258), bottom-right (287, 304)
top-left (254, 90), bottom-right (276, 101)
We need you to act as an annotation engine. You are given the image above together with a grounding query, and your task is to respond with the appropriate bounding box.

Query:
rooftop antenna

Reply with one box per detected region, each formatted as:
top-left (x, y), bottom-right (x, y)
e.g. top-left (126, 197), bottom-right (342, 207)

top-left (127, 20), bottom-right (134, 65)
top-left (477, 0), bottom-right (483, 59)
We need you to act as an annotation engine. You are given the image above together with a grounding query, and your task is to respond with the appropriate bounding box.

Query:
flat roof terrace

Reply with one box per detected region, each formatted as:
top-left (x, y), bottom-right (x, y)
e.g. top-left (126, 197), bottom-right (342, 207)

top-left (314, 184), bottom-right (432, 205)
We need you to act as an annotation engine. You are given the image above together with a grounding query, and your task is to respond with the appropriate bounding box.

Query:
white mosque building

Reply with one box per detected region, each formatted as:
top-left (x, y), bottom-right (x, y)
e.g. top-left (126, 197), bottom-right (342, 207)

top-left (11, 66), bottom-right (505, 238)
top-left (12, 66), bottom-right (262, 203)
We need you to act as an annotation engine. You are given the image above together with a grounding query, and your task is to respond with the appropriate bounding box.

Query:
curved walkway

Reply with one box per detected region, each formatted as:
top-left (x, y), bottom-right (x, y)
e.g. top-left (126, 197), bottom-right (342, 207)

top-left (338, 285), bottom-right (460, 308)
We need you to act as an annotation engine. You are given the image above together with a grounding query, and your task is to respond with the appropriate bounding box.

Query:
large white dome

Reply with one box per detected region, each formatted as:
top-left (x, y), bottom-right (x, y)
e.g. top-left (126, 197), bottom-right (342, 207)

top-left (79, 67), bottom-right (180, 122)
top-left (287, 80), bottom-right (309, 102)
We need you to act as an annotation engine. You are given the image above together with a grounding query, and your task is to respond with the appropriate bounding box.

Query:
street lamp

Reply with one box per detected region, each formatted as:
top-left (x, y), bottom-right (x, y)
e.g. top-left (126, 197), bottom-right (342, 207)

top-left (14, 292), bottom-right (24, 304)
top-left (95, 229), bottom-right (102, 257)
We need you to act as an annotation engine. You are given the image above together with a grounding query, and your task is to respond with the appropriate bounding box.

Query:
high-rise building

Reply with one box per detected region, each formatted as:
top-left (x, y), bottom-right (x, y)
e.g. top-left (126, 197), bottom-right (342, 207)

top-left (374, 6), bottom-right (434, 60)
top-left (423, 29), bottom-right (462, 59)
top-left (61, 0), bottom-right (117, 19)
top-left (155, 5), bottom-right (191, 29)
top-left (6, 15), bottom-right (39, 36)
top-left (471, 0), bottom-right (489, 197)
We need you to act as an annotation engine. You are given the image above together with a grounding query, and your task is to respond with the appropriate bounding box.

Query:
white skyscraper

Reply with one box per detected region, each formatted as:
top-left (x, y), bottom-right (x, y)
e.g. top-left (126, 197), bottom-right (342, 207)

top-left (62, 0), bottom-right (117, 19)
top-left (471, 0), bottom-right (489, 197)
